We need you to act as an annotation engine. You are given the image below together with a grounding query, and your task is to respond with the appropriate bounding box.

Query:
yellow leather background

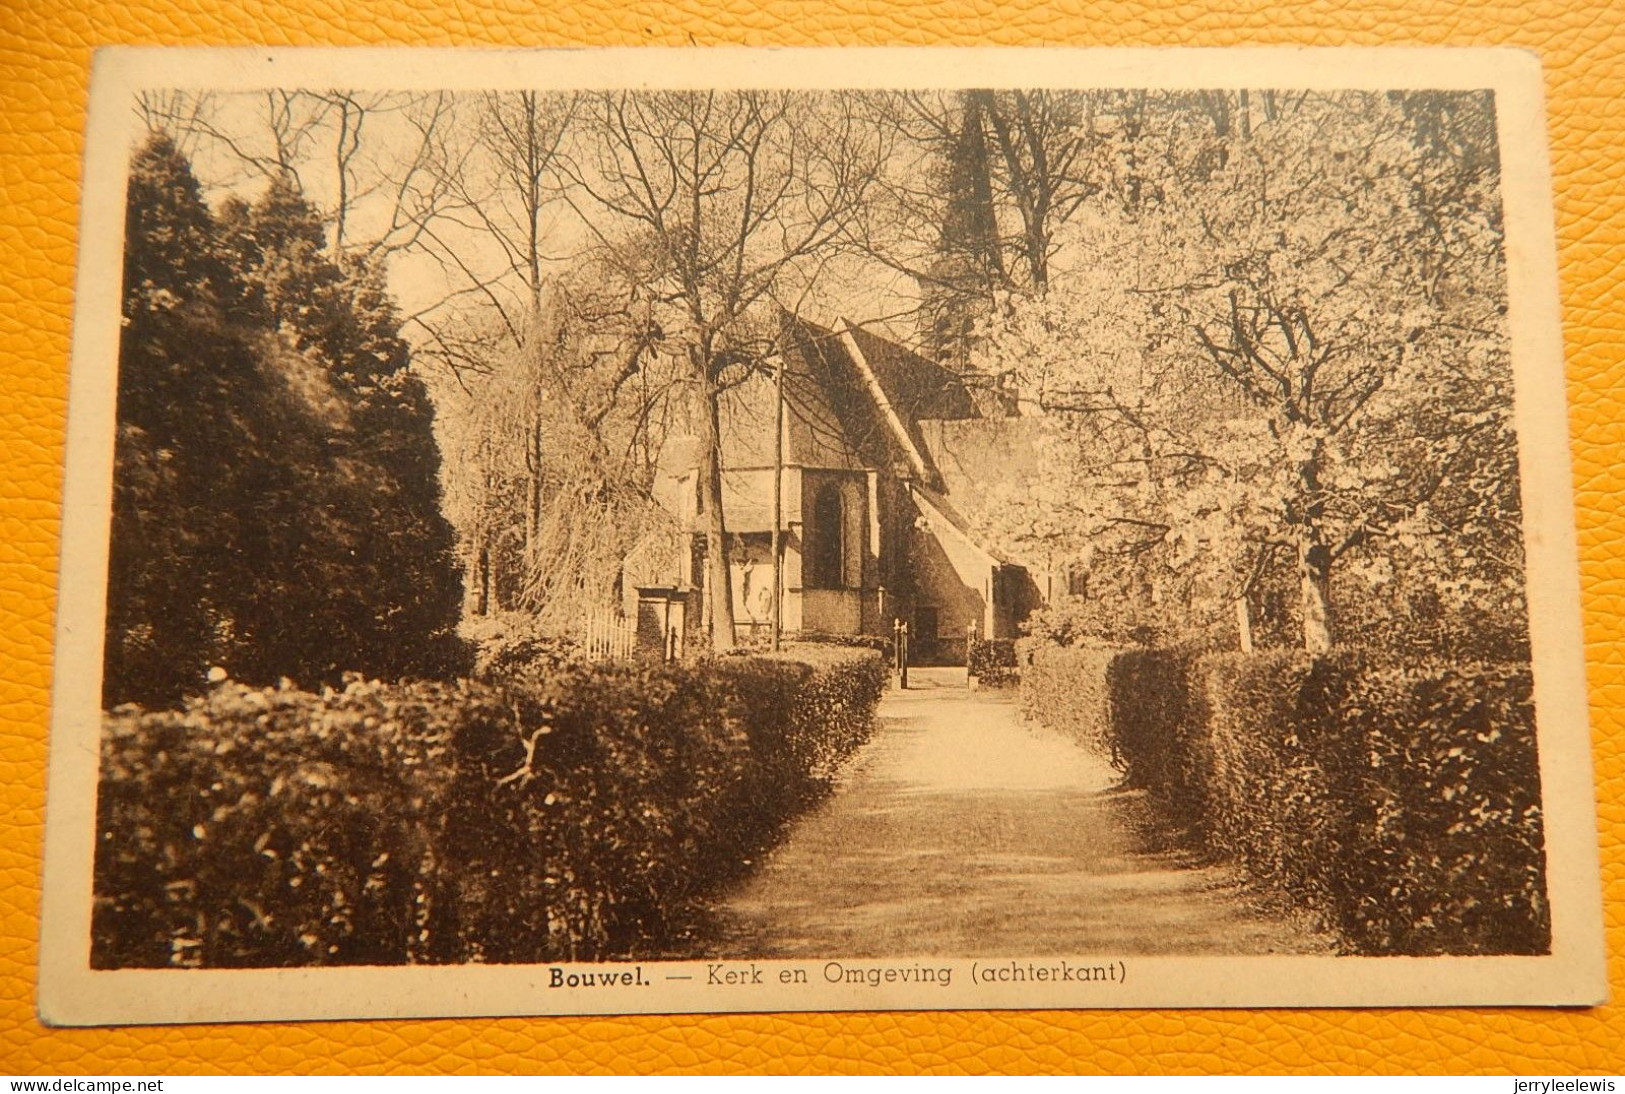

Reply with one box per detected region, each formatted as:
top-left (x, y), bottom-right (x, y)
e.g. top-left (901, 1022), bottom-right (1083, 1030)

top-left (2, 0), bottom-right (1621, 1075)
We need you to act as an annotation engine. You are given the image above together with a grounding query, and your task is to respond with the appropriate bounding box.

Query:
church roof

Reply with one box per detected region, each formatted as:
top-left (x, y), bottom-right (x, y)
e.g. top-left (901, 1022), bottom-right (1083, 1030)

top-left (910, 484), bottom-right (1023, 569)
top-left (715, 319), bottom-right (868, 472)
top-left (662, 314), bottom-right (998, 503)
top-left (651, 315), bottom-right (1056, 582)
top-left (841, 322), bottom-right (978, 425)
top-left (776, 315), bottom-right (979, 488)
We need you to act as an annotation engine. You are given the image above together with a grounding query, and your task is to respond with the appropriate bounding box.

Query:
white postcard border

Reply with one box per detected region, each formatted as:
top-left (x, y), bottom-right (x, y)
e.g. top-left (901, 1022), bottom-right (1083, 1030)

top-left (38, 45), bottom-right (1607, 1026)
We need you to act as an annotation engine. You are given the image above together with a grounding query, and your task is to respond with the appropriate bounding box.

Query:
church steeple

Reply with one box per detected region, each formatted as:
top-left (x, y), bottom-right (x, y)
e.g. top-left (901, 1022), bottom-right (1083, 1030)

top-left (918, 91), bottom-right (1005, 373)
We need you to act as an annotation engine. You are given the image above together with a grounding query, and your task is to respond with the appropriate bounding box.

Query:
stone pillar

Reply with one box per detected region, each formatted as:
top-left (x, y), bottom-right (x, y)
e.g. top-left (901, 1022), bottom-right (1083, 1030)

top-left (636, 586), bottom-right (687, 663)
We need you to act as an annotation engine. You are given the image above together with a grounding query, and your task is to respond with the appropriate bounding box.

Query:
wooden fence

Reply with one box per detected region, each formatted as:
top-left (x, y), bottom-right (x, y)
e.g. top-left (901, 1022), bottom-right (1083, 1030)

top-left (581, 608), bottom-right (637, 662)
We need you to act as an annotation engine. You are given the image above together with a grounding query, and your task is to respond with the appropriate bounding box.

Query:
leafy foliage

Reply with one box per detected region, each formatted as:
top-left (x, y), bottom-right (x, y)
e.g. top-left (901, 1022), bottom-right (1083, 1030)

top-left (95, 678), bottom-right (461, 967)
top-left (1105, 647), bottom-right (1212, 820)
top-left (793, 631), bottom-right (895, 661)
top-left (93, 647), bottom-right (885, 968)
top-left (1021, 640), bottom-right (1550, 955)
top-left (967, 637), bottom-right (1020, 687)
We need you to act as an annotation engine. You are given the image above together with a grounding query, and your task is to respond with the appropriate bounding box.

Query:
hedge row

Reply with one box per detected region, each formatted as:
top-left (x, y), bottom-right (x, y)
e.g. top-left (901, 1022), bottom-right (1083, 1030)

top-left (1020, 646), bottom-right (1550, 955)
top-left (94, 646), bottom-right (885, 969)
top-left (1197, 654), bottom-right (1549, 955)
top-left (793, 631), bottom-right (895, 662)
top-left (1108, 647), bottom-right (1211, 827)
top-left (968, 638), bottom-right (1020, 688)
top-left (1018, 645), bottom-right (1117, 760)
top-left (746, 644), bottom-right (889, 781)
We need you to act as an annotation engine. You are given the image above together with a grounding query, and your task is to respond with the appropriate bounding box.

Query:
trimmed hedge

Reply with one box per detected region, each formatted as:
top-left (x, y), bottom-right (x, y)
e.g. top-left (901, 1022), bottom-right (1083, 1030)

top-left (968, 638), bottom-right (1020, 688)
top-left (745, 644), bottom-right (888, 781)
top-left (1021, 643), bottom-right (1550, 955)
top-left (96, 679), bottom-right (460, 969)
top-left (1019, 645), bottom-right (1119, 762)
top-left (1107, 646), bottom-right (1212, 825)
top-left (93, 647), bottom-right (885, 969)
top-left (793, 631), bottom-right (895, 662)
top-left (1197, 652), bottom-right (1369, 926)
top-left (1199, 655), bottom-right (1549, 955)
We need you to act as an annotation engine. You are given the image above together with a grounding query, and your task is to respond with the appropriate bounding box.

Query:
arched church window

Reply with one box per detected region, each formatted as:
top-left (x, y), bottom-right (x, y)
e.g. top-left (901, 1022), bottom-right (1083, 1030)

top-left (841, 481), bottom-right (864, 589)
top-left (809, 481), bottom-right (845, 589)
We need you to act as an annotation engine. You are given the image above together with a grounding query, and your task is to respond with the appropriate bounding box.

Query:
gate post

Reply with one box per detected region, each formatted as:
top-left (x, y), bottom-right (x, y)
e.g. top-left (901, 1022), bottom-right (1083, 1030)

top-left (635, 586), bottom-right (683, 663)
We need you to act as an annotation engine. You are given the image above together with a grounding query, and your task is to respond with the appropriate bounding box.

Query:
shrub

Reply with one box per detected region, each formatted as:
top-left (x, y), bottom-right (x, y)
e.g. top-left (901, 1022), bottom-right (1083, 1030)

top-left (968, 638), bottom-right (1019, 687)
top-left (1195, 652), bottom-right (1548, 955)
top-left (1018, 645), bottom-right (1119, 762)
top-left (471, 630), bottom-right (582, 679)
top-left (434, 662), bottom-right (710, 963)
top-left (463, 613), bottom-right (583, 679)
top-left (1107, 646), bottom-right (1210, 825)
top-left (93, 648), bottom-right (886, 969)
top-left (1196, 654), bottom-right (1549, 954)
top-left (1019, 639), bottom-right (1549, 955)
top-left (1021, 594), bottom-right (1232, 651)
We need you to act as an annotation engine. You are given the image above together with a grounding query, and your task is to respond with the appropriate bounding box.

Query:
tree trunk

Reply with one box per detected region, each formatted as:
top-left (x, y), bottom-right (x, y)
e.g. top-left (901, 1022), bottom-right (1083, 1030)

top-left (1298, 535), bottom-right (1333, 653)
top-left (697, 364), bottom-right (736, 651)
top-left (524, 413), bottom-right (543, 556)
top-left (1293, 446), bottom-right (1334, 653)
top-left (473, 537), bottom-right (491, 617)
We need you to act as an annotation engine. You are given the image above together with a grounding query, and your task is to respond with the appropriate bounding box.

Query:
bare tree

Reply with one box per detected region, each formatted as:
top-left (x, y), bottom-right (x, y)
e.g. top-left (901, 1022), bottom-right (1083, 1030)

top-left (972, 89), bottom-right (1095, 294)
top-left (134, 91), bottom-right (216, 156)
top-left (136, 88), bottom-right (458, 261)
top-left (409, 91), bottom-right (572, 608)
top-left (850, 90), bottom-right (1097, 370)
top-left (561, 89), bottom-right (882, 649)
top-left (440, 275), bottom-right (670, 625)
top-left (405, 92), bottom-right (684, 623)
top-left (319, 90), bottom-right (448, 256)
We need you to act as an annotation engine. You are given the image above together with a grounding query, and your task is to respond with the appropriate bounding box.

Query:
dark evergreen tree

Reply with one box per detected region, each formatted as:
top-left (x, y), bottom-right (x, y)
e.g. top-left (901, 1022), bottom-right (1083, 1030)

top-left (105, 134), bottom-right (465, 706)
top-left (248, 179), bottom-right (464, 683)
top-left (106, 133), bottom-right (276, 705)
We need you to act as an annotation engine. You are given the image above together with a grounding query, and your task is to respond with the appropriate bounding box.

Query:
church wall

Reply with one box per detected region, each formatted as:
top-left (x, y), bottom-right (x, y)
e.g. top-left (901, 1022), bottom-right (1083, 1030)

top-left (903, 491), bottom-right (995, 664)
top-left (795, 468), bottom-right (879, 636)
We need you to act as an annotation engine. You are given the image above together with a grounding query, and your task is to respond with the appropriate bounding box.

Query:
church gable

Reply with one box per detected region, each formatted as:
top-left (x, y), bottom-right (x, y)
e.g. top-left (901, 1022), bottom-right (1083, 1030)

top-left (841, 323), bottom-right (977, 425)
top-left (647, 314), bottom-right (1046, 650)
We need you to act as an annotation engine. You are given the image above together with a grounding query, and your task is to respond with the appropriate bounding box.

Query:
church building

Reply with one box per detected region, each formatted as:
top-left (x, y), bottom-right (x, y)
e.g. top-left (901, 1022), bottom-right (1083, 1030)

top-left (634, 314), bottom-right (1048, 664)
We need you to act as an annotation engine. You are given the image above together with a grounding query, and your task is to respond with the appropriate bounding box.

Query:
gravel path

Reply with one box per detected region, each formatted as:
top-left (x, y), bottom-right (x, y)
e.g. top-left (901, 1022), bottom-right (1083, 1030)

top-left (701, 667), bottom-right (1330, 958)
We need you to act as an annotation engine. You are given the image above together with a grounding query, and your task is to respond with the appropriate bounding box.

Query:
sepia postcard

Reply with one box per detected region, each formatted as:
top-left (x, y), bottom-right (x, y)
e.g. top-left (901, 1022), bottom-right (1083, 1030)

top-left (38, 45), bottom-right (1606, 1025)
